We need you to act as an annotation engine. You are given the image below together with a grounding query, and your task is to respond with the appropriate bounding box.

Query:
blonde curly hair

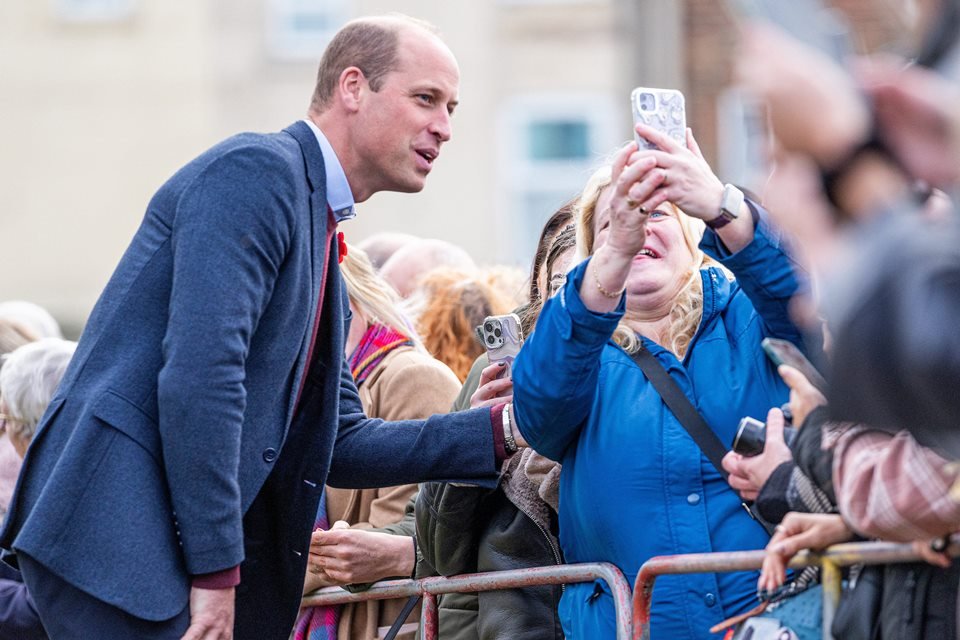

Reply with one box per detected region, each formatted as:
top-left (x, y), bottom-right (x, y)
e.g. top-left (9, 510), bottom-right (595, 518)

top-left (575, 164), bottom-right (729, 358)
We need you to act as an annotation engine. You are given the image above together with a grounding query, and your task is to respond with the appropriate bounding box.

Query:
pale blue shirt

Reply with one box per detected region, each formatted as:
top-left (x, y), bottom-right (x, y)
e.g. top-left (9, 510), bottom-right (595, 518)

top-left (302, 119), bottom-right (356, 222)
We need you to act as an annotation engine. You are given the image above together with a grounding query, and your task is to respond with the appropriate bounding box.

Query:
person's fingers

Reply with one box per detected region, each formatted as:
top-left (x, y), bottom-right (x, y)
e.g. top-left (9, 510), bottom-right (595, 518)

top-left (314, 529), bottom-right (349, 546)
top-left (614, 156), bottom-right (659, 200)
top-left (635, 122), bottom-right (683, 153)
top-left (913, 540), bottom-right (953, 568)
top-left (765, 407), bottom-right (785, 444)
top-left (180, 625), bottom-right (202, 640)
top-left (331, 520), bottom-right (350, 530)
top-left (721, 450), bottom-right (742, 476)
top-left (777, 365), bottom-right (812, 394)
top-left (759, 553), bottom-right (786, 592)
top-left (610, 140), bottom-right (638, 185)
top-left (484, 377), bottom-right (514, 397)
top-left (476, 362), bottom-right (507, 388)
top-left (638, 184), bottom-right (671, 215)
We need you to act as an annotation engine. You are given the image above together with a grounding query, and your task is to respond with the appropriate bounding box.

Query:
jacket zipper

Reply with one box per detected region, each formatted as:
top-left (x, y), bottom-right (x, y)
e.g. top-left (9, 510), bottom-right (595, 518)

top-left (514, 500), bottom-right (565, 594)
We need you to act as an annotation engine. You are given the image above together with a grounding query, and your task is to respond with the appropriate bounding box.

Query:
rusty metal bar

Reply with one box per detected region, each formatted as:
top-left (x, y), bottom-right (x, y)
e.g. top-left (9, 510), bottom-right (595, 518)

top-left (632, 538), bottom-right (960, 640)
top-left (302, 562), bottom-right (632, 640)
top-left (422, 592), bottom-right (438, 640)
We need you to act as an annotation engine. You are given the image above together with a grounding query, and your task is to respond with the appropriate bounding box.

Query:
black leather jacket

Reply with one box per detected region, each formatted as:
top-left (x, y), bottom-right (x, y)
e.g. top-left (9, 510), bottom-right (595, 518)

top-left (416, 481), bottom-right (564, 640)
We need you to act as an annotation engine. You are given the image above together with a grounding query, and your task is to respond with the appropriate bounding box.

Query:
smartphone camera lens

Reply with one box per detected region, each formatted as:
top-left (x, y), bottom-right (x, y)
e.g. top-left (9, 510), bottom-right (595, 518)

top-left (484, 322), bottom-right (493, 333)
top-left (494, 327), bottom-right (501, 337)
top-left (639, 92), bottom-right (656, 112)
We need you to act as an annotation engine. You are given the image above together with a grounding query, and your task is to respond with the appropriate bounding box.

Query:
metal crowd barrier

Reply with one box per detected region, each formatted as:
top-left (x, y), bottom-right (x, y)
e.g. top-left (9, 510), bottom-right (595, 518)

top-left (633, 537), bottom-right (960, 640)
top-left (302, 538), bottom-right (959, 640)
top-left (301, 562), bottom-right (633, 639)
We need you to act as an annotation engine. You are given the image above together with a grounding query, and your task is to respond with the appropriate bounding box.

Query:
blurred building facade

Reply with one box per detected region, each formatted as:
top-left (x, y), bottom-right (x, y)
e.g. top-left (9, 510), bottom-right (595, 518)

top-left (0, 0), bottom-right (901, 334)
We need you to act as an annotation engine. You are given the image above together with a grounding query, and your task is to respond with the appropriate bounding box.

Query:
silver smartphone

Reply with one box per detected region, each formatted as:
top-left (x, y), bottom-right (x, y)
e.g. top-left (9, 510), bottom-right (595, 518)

top-left (631, 87), bottom-right (686, 151)
top-left (476, 313), bottom-right (524, 377)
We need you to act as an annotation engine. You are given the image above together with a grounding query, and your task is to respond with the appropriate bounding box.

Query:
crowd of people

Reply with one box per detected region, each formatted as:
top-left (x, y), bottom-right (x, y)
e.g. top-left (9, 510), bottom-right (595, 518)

top-left (1, 2), bottom-right (960, 639)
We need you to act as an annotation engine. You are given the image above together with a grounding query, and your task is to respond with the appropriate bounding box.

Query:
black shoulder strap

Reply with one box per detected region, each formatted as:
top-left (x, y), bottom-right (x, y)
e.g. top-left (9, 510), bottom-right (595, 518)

top-left (383, 594), bottom-right (422, 640)
top-left (628, 347), bottom-right (729, 479)
top-left (627, 346), bottom-right (776, 535)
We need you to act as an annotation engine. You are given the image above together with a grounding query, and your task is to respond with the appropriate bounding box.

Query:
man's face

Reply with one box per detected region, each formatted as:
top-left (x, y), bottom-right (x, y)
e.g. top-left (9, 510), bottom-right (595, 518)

top-left (352, 29), bottom-right (460, 196)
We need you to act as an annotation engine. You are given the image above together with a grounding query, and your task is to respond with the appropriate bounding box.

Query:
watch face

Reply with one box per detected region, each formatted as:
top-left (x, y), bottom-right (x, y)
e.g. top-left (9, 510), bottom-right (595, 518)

top-left (720, 184), bottom-right (744, 218)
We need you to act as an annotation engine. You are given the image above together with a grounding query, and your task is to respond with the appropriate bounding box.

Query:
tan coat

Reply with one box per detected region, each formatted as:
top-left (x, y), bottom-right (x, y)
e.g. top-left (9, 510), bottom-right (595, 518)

top-left (326, 346), bottom-right (461, 640)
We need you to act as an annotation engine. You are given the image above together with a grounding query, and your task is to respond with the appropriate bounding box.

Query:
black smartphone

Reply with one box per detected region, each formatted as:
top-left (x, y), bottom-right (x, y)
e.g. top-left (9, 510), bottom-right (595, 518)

top-left (761, 337), bottom-right (828, 393)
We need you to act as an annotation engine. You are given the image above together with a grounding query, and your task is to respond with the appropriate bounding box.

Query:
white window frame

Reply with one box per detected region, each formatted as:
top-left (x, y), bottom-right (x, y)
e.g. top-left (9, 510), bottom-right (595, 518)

top-left (265, 0), bottom-right (350, 62)
top-left (52, 0), bottom-right (136, 23)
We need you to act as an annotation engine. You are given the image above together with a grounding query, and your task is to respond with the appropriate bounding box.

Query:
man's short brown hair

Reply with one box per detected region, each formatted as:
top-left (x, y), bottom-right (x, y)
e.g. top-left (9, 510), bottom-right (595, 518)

top-left (309, 15), bottom-right (439, 113)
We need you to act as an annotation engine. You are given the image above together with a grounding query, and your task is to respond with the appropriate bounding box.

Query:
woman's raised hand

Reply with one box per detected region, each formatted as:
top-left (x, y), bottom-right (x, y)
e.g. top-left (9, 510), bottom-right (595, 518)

top-left (633, 123), bottom-right (725, 222)
top-left (602, 141), bottom-right (660, 259)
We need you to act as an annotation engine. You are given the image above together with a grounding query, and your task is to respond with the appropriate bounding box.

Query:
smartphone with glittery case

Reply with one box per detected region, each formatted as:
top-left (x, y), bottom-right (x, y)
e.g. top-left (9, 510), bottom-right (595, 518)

top-left (631, 87), bottom-right (686, 151)
top-left (476, 313), bottom-right (524, 378)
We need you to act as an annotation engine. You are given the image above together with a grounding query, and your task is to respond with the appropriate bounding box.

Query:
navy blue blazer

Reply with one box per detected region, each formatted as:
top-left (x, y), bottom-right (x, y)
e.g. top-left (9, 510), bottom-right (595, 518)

top-left (0, 121), bottom-right (498, 640)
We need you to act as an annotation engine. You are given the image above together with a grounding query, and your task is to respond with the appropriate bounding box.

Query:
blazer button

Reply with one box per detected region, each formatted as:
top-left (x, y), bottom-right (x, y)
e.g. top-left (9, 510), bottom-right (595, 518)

top-left (262, 448), bottom-right (278, 463)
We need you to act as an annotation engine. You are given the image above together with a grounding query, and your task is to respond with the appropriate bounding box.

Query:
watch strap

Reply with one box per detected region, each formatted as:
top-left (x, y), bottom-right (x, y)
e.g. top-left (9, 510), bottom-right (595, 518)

top-left (706, 184), bottom-right (743, 230)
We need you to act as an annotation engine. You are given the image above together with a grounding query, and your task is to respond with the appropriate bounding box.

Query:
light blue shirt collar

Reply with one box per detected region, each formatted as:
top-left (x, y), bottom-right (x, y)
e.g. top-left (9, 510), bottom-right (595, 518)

top-left (302, 119), bottom-right (356, 222)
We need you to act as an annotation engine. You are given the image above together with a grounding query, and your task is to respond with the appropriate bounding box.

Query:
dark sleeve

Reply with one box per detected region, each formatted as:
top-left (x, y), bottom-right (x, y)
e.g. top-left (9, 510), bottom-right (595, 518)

top-left (0, 578), bottom-right (45, 640)
top-left (328, 359), bottom-right (499, 489)
top-left (756, 462), bottom-right (795, 524)
top-left (157, 145), bottom-right (298, 575)
top-left (790, 406), bottom-right (837, 505)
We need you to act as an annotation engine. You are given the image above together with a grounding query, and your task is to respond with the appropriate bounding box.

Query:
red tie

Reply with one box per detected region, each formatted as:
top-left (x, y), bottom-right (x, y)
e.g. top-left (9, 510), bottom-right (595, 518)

top-left (294, 209), bottom-right (337, 410)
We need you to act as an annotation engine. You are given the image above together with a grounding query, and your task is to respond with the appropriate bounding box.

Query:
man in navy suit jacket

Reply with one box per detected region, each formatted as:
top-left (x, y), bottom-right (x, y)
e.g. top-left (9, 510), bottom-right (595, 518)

top-left (0, 15), bottom-right (525, 640)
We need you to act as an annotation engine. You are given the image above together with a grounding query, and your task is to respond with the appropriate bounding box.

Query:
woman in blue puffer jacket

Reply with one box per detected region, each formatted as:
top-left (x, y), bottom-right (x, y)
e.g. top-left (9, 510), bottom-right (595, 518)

top-left (511, 123), bottom-right (810, 639)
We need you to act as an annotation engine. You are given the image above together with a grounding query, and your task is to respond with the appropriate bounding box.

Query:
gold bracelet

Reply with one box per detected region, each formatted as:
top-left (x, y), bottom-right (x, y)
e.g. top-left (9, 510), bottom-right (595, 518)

top-left (593, 265), bottom-right (625, 299)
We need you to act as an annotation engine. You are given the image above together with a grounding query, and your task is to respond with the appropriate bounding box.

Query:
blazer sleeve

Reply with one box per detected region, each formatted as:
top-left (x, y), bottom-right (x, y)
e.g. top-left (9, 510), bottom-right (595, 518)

top-left (359, 355), bottom-right (462, 529)
top-left (156, 145), bottom-right (297, 574)
top-left (327, 358), bottom-right (499, 489)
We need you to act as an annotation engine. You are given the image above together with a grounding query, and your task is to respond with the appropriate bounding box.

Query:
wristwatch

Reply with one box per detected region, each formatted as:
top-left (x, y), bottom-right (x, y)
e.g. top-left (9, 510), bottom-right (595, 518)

top-left (706, 184), bottom-right (744, 230)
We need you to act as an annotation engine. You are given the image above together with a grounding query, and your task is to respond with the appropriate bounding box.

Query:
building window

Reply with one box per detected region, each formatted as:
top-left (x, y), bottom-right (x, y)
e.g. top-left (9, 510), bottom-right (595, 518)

top-left (266, 0), bottom-right (350, 61)
top-left (715, 88), bottom-right (772, 196)
top-left (53, 0), bottom-right (136, 22)
top-left (498, 93), bottom-right (619, 261)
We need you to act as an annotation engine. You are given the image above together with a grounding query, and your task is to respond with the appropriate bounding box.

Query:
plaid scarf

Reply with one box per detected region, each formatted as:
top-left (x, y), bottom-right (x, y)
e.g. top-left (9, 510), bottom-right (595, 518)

top-left (348, 323), bottom-right (413, 388)
top-left (293, 491), bottom-right (338, 640)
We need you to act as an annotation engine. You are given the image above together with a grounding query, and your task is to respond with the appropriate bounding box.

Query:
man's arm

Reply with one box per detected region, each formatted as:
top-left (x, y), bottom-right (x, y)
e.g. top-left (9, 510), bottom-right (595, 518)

top-left (327, 359), bottom-right (501, 489)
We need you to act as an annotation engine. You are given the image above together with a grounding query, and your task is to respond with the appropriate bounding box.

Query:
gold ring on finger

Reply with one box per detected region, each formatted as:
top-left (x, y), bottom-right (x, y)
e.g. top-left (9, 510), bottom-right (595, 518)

top-left (625, 198), bottom-right (639, 209)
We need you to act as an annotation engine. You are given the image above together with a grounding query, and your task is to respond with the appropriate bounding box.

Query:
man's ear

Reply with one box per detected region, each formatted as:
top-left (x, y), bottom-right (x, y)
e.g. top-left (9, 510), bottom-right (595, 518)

top-left (338, 66), bottom-right (365, 113)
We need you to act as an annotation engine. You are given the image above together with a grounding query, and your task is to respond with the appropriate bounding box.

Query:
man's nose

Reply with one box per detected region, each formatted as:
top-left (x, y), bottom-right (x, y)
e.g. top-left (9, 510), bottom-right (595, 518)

top-left (430, 111), bottom-right (452, 143)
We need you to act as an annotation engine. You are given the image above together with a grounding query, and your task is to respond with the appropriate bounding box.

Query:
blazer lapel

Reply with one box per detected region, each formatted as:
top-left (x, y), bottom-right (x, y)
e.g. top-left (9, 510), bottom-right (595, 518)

top-left (282, 121), bottom-right (331, 430)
